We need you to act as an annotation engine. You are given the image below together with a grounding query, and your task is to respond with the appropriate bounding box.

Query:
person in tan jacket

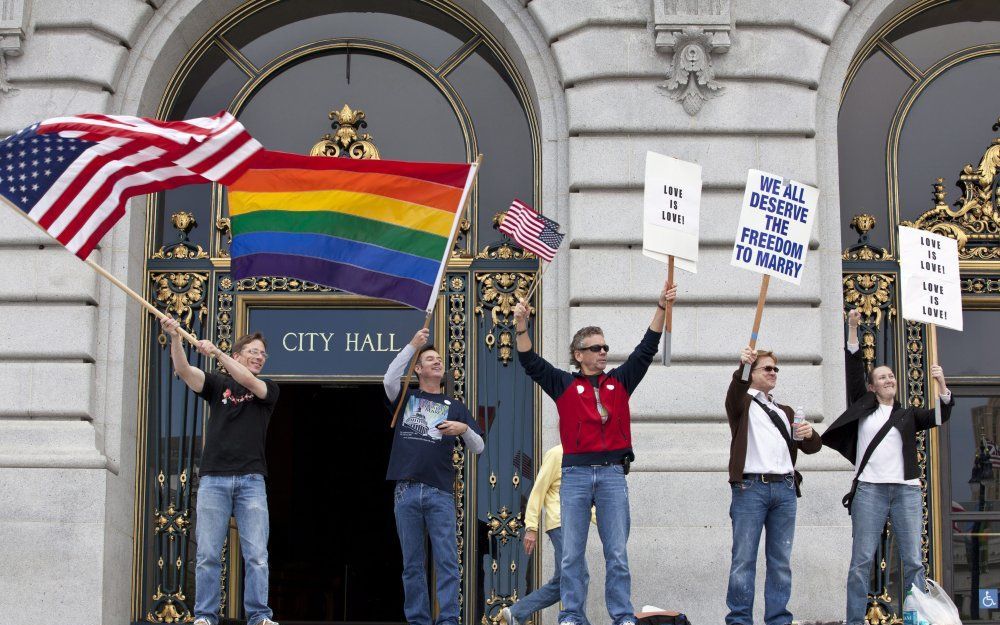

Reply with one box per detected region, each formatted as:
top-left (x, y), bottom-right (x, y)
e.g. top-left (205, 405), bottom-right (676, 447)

top-left (724, 347), bottom-right (822, 625)
top-left (501, 445), bottom-right (593, 625)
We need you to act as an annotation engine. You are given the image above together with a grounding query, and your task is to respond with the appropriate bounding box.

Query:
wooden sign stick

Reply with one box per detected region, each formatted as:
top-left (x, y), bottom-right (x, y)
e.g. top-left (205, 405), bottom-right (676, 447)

top-left (520, 260), bottom-right (550, 306)
top-left (928, 323), bottom-right (941, 425)
top-left (740, 274), bottom-right (770, 382)
top-left (661, 255), bottom-right (675, 365)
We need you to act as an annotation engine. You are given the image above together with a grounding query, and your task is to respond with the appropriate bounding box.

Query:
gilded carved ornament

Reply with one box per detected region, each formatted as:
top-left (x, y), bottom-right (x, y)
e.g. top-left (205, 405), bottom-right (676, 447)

top-left (902, 118), bottom-right (1000, 259)
top-left (152, 271), bottom-right (208, 335)
top-left (153, 211), bottom-right (209, 260)
top-left (475, 272), bottom-right (535, 365)
top-left (309, 104), bottom-right (381, 160)
top-left (842, 213), bottom-right (891, 261)
top-left (477, 211), bottom-right (538, 260)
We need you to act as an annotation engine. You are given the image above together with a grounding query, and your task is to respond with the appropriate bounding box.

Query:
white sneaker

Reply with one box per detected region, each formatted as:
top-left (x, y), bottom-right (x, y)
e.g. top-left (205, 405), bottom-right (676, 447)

top-left (501, 607), bottom-right (518, 625)
top-left (259, 620), bottom-right (280, 625)
top-left (192, 619), bottom-right (211, 625)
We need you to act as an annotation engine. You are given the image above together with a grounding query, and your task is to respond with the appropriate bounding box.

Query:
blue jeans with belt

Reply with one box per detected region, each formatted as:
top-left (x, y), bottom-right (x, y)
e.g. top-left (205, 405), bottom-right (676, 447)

top-left (394, 480), bottom-right (460, 625)
top-left (726, 474), bottom-right (797, 625)
top-left (846, 482), bottom-right (924, 625)
top-left (559, 464), bottom-right (634, 625)
top-left (194, 473), bottom-right (273, 625)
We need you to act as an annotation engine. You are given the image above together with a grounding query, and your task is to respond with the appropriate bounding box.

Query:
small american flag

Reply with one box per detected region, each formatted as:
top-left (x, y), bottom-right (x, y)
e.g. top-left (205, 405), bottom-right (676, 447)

top-left (498, 198), bottom-right (564, 262)
top-left (986, 440), bottom-right (1000, 468)
top-left (0, 112), bottom-right (261, 259)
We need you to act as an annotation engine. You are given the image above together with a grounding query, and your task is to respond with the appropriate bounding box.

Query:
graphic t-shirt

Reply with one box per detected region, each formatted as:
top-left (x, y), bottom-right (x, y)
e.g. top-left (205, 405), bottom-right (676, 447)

top-left (385, 388), bottom-right (480, 493)
top-left (197, 372), bottom-right (280, 477)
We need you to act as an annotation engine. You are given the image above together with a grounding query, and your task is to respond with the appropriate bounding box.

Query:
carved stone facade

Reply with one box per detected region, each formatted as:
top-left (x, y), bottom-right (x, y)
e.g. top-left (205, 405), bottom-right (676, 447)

top-left (652, 0), bottom-right (731, 115)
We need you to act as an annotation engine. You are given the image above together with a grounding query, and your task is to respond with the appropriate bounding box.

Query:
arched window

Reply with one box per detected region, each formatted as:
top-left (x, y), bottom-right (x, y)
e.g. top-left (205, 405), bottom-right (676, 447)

top-left (839, 1), bottom-right (1000, 618)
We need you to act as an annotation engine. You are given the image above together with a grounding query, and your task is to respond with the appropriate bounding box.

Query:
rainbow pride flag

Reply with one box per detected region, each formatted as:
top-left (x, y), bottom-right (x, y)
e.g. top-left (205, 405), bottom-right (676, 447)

top-left (227, 150), bottom-right (477, 312)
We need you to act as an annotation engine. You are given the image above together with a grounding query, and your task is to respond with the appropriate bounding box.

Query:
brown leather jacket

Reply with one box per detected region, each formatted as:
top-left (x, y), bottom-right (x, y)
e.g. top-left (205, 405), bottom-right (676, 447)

top-left (724, 367), bottom-right (823, 488)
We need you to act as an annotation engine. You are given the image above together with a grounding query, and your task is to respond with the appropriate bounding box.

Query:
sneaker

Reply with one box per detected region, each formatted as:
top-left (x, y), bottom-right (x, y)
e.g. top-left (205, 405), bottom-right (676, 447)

top-left (258, 620), bottom-right (280, 625)
top-left (500, 607), bottom-right (518, 625)
top-left (192, 620), bottom-right (211, 625)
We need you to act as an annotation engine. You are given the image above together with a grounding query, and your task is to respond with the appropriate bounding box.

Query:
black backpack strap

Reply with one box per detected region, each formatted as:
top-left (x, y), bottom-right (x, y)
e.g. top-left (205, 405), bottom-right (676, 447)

top-left (842, 408), bottom-right (899, 514)
top-left (750, 396), bottom-right (802, 497)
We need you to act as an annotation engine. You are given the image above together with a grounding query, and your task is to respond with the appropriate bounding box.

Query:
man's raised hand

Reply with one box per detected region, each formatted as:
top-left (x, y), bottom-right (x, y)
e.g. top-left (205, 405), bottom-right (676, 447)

top-left (410, 327), bottom-right (430, 349)
top-left (740, 346), bottom-right (757, 365)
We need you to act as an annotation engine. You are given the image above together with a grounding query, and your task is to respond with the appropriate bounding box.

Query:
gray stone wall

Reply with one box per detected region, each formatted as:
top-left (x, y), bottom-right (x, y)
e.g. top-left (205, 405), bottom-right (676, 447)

top-left (0, 0), bottom-right (907, 623)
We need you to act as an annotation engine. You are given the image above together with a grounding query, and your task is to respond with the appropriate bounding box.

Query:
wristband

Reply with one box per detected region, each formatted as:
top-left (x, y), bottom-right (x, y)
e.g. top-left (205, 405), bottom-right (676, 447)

top-left (657, 302), bottom-right (666, 311)
top-left (516, 329), bottom-right (527, 336)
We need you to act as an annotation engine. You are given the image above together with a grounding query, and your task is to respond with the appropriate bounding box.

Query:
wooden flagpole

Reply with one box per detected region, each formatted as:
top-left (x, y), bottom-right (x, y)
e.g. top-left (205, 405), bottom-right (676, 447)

top-left (740, 274), bottom-right (770, 382)
top-left (1, 196), bottom-right (201, 346)
top-left (391, 154), bottom-right (483, 427)
top-left (661, 255), bottom-right (675, 365)
top-left (519, 259), bottom-right (550, 306)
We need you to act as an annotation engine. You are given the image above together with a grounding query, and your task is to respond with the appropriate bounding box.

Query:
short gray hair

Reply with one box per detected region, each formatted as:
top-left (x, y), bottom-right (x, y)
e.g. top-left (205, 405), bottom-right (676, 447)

top-left (569, 326), bottom-right (604, 370)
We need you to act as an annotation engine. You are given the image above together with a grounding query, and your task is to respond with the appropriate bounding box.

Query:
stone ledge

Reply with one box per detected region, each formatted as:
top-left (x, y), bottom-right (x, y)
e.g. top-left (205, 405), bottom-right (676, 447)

top-left (32, 0), bottom-right (156, 47)
top-left (7, 30), bottom-right (129, 91)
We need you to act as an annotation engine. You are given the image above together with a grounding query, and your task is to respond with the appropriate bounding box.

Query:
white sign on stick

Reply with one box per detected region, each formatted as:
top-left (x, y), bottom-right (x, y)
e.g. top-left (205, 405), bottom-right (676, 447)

top-left (899, 226), bottom-right (963, 331)
top-left (642, 152), bottom-right (701, 274)
top-left (730, 170), bottom-right (818, 285)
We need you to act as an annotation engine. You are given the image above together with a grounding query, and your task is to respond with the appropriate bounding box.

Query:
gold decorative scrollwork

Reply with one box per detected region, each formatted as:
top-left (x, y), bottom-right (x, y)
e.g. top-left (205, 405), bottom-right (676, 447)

top-left (902, 119), bottom-right (1000, 259)
top-left (216, 217), bottom-right (232, 258)
top-left (453, 441), bottom-right (466, 620)
top-left (962, 275), bottom-right (1000, 294)
top-left (152, 272), bottom-right (208, 333)
top-left (843, 273), bottom-right (896, 367)
top-left (486, 506), bottom-right (523, 546)
top-left (843, 213), bottom-right (891, 261)
top-left (236, 276), bottom-right (333, 293)
top-left (216, 275), bottom-right (234, 354)
top-left (309, 104), bottom-right (381, 160)
top-left (475, 273), bottom-right (535, 365)
top-left (146, 588), bottom-right (190, 624)
top-left (447, 274), bottom-right (468, 402)
top-left (905, 321), bottom-right (926, 409)
top-left (483, 589), bottom-right (519, 625)
top-left (153, 211), bottom-right (209, 260)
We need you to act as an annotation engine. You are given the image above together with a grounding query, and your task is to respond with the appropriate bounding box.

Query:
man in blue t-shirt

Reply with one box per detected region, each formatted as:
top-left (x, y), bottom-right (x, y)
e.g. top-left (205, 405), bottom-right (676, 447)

top-left (383, 327), bottom-right (484, 625)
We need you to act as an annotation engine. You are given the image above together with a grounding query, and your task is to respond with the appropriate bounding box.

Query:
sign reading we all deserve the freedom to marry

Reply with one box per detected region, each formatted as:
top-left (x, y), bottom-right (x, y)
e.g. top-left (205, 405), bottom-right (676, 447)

top-left (642, 152), bottom-right (702, 274)
top-left (730, 170), bottom-right (819, 285)
top-left (899, 226), bottom-right (963, 331)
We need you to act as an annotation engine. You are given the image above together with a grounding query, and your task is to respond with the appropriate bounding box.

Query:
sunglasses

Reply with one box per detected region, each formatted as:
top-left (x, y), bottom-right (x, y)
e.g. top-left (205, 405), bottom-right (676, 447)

top-left (580, 344), bottom-right (610, 353)
top-left (754, 365), bottom-right (779, 373)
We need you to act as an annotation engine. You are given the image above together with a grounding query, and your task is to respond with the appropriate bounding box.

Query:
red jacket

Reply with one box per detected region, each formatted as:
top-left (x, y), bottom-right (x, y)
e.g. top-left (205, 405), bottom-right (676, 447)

top-left (518, 328), bottom-right (660, 466)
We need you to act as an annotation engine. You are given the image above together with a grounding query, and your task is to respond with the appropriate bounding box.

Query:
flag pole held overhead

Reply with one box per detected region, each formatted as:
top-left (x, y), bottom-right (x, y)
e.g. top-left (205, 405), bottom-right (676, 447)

top-left (740, 275), bottom-right (770, 382)
top-left (390, 154), bottom-right (483, 428)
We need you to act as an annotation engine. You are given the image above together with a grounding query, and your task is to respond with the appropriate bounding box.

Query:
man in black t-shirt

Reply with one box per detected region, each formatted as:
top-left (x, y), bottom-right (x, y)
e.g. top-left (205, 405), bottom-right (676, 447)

top-left (161, 317), bottom-right (280, 625)
top-left (383, 327), bottom-right (484, 625)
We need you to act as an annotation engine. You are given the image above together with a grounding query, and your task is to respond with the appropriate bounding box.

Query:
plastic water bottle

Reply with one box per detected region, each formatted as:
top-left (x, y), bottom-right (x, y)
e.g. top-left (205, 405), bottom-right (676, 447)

top-left (903, 589), bottom-right (917, 625)
top-left (792, 406), bottom-right (806, 441)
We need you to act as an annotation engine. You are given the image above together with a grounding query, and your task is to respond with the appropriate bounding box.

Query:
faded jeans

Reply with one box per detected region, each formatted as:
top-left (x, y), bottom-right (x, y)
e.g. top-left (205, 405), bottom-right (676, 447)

top-left (726, 474), bottom-right (797, 625)
top-left (194, 473), bottom-right (273, 625)
top-left (846, 482), bottom-right (925, 625)
top-left (394, 480), bottom-right (460, 625)
top-left (559, 464), bottom-right (634, 625)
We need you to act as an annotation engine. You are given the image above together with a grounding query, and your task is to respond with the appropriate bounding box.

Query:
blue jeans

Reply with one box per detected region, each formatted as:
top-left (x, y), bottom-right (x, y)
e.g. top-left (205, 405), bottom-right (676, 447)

top-left (394, 481), bottom-right (460, 625)
top-left (194, 473), bottom-right (272, 625)
top-left (511, 528), bottom-right (589, 624)
top-left (726, 475), bottom-right (797, 625)
top-left (847, 482), bottom-right (925, 625)
top-left (559, 464), bottom-right (634, 625)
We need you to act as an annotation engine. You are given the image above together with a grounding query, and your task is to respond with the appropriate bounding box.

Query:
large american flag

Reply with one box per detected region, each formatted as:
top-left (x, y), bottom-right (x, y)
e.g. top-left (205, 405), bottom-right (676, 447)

top-left (498, 198), bottom-right (564, 261)
top-left (0, 112), bottom-right (261, 259)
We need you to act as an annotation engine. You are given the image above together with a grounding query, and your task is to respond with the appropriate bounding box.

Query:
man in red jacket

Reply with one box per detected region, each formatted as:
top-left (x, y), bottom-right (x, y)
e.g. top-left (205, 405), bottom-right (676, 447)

top-left (513, 279), bottom-right (675, 625)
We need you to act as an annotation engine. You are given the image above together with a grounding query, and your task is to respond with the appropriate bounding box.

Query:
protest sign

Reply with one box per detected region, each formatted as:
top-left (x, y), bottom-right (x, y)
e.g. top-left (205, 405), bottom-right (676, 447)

top-left (643, 152), bottom-right (701, 274)
top-left (731, 170), bottom-right (818, 286)
top-left (899, 226), bottom-right (963, 331)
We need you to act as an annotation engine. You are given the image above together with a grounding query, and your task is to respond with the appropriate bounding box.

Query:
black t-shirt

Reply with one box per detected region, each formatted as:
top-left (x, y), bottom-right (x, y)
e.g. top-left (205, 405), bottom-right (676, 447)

top-left (197, 372), bottom-right (280, 477)
top-left (385, 388), bottom-right (481, 492)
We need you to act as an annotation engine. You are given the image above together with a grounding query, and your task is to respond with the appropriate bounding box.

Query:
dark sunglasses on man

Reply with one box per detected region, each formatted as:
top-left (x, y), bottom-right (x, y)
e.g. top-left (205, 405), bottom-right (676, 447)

top-left (582, 344), bottom-right (610, 353)
top-left (754, 365), bottom-right (780, 373)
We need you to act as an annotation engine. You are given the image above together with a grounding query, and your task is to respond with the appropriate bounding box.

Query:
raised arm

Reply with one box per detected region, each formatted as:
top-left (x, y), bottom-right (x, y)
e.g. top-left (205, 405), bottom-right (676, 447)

top-left (383, 328), bottom-right (427, 402)
top-left (725, 346), bottom-right (755, 430)
top-left (513, 299), bottom-right (572, 400)
top-left (915, 364), bottom-right (954, 430)
top-left (615, 279), bottom-right (676, 394)
top-left (845, 309), bottom-right (868, 405)
top-left (197, 339), bottom-right (268, 400)
top-left (161, 317), bottom-right (205, 393)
